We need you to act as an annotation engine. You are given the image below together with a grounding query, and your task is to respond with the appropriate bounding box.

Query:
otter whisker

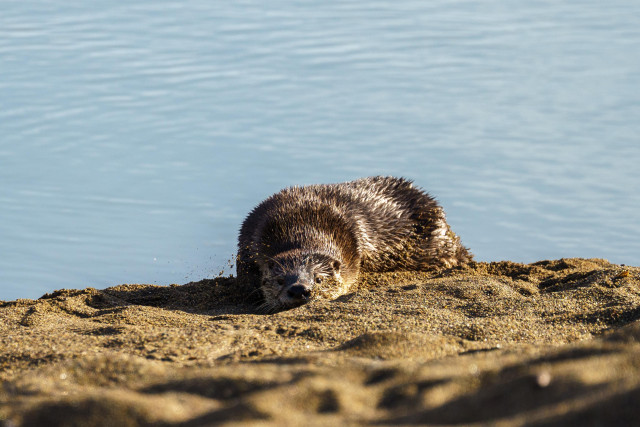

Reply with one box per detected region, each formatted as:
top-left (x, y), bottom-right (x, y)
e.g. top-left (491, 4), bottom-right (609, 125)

top-left (256, 301), bottom-right (271, 314)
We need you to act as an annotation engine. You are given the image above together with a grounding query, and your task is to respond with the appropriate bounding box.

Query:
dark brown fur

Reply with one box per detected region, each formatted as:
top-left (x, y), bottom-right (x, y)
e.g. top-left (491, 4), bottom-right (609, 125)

top-left (237, 176), bottom-right (472, 311)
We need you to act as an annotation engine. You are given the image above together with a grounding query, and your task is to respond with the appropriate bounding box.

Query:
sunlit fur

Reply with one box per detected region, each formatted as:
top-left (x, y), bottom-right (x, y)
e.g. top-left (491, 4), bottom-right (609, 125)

top-left (237, 176), bottom-right (472, 311)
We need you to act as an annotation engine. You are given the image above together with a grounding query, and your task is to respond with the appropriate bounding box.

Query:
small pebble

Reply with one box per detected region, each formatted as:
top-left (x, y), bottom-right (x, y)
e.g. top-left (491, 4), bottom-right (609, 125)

top-left (536, 371), bottom-right (552, 388)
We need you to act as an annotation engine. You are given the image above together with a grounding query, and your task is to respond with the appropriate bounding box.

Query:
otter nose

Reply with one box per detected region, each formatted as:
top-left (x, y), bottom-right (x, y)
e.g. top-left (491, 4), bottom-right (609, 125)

top-left (287, 285), bottom-right (310, 300)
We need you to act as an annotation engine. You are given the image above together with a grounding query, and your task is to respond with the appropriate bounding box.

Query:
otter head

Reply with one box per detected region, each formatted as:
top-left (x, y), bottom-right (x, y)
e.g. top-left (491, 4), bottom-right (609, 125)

top-left (259, 250), bottom-right (343, 311)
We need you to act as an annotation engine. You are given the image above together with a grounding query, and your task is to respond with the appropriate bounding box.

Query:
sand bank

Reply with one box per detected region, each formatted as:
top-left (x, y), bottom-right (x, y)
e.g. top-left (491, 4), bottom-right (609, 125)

top-left (1, 258), bottom-right (640, 426)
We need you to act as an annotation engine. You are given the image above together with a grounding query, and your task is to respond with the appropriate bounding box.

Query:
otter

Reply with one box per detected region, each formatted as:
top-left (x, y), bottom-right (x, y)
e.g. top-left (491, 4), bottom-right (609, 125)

top-left (237, 176), bottom-right (472, 312)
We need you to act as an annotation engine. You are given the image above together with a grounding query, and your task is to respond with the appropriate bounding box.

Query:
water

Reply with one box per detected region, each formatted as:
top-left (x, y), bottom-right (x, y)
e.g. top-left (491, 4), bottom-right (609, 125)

top-left (1, 1), bottom-right (639, 301)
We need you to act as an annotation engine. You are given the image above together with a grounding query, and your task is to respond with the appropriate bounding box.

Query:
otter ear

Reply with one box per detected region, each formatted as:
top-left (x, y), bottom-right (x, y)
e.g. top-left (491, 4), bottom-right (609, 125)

top-left (332, 260), bottom-right (341, 272)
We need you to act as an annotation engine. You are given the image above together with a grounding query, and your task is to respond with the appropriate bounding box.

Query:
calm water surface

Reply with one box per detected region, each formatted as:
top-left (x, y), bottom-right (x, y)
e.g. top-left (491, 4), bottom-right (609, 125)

top-left (1, 1), bottom-right (639, 300)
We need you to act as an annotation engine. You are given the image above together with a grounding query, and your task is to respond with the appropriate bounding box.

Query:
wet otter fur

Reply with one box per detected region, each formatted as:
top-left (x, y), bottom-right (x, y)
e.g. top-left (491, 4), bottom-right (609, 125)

top-left (237, 176), bottom-right (472, 312)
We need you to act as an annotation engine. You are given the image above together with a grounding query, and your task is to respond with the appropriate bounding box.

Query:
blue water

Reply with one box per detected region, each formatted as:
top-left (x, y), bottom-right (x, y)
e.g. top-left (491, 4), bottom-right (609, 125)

top-left (2, 1), bottom-right (639, 301)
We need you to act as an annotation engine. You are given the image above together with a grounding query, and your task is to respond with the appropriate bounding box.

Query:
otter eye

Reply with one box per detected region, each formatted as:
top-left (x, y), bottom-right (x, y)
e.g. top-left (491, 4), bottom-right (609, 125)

top-left (276, 277), bottom-right (285, 286)
top-left (315, 276), bottom-right (322, 284)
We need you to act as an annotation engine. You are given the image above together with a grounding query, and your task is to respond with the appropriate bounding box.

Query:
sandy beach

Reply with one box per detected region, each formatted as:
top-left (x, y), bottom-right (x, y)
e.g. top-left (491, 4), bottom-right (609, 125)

top-left (2, 258), bottom-right (640, 426)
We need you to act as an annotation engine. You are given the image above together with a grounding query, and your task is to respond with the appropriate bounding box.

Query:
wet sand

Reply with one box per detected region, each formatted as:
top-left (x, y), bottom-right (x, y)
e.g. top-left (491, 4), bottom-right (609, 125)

top-left (2, 258), bottom-right (640, 426)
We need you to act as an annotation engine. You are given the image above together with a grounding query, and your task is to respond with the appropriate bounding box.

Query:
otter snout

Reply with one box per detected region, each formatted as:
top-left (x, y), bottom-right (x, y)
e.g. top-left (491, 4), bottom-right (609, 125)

top-left (287, 285), bottom-right (311, 300)
top-left (282, 276), bottom-right (313, 305)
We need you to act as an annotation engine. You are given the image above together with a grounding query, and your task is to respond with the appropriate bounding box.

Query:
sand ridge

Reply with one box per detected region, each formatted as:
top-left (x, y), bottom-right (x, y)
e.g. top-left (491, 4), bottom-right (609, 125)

top-left (1, 258), bottom-right (640, 425)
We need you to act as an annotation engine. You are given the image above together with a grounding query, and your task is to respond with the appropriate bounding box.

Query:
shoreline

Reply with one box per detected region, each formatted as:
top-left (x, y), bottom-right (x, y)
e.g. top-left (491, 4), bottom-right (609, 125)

top-left (2, 258), bottom-right (640, 426)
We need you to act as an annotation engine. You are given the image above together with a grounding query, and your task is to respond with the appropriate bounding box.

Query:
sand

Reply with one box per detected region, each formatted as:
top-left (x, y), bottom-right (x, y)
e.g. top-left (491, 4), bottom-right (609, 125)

top-left (2, 258), bottom-right (640, 426)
